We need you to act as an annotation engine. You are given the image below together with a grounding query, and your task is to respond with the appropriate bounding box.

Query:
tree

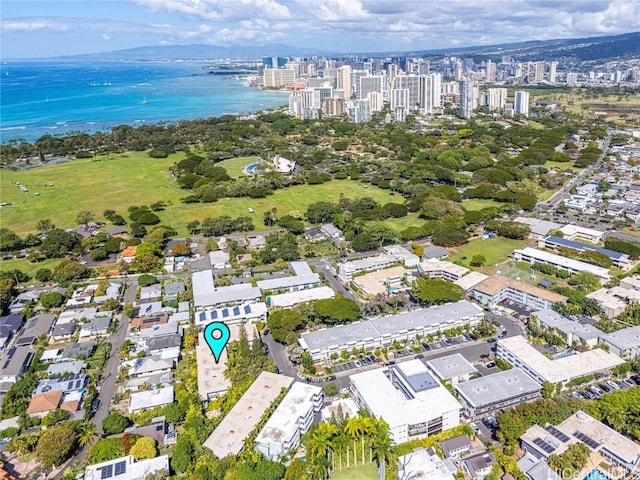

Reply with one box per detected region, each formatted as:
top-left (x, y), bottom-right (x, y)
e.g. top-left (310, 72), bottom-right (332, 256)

top-left (36, 219), bottom-right (55, 234)
top-left (313, 297), bottom-right (360, 325)
top-left (485, 220), bottom-right (530, 240)
top-left (541, 381), bottom-right (555, 399)
top-left (76, 210), bottom-right (94, 227)
top-left (41, 409), bottom-right (69, 426)
top-left (0, 228), bottom-right (22, 251)
top-left (89, 438), bottom-right (126, 463)
top-left (0, 279), bottom-right (17, 313)
top-left (301, 352), bottom-right (315, 375)
top-left (40, 229), bottom-right (80, 258)
top-left (432, 227), bottom-right (470, 247)
top-left (164, 402), bottom-right (187, 424)
top-left (412, 277), bottom-right (464, 305)
top-left (129, 436), bottom-right (157, 460)
top-left (137, 274), bottom-right (158, 287)
top-left (170, 436), bottom-right (194, 473)
top-left (78, 421), bottom-right (97, 447)
top-left (187, 220), bottom-right (201, 235)
top-left (40, 291), bottom-right (65, 309)
top-left (53, 259), bottom-right (90, 283)
top-left (34, 268), bottom-right (53, 282)
top-left (35, 422), bottom-right (79, 468)
top-left (568, 271), bottom-right (601, 293)
top-left (102, 412), bottom-right (131, 435)
top-left (470, 255), bottom-right (486, 267)
top-left (267, 309), bottom-right (304, 344)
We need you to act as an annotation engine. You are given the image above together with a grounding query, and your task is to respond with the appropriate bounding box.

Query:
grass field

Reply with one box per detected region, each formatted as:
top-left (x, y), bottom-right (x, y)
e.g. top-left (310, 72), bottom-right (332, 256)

top-left (0, 153), bottom-right (398, 236)
top-left (450, 237), bottom-right (530, 268)
top-left (0, 258), bottom-right (63, 277)
top-left (329, 463), bottom-right (378, 480)
top-left (537, 188), bottom-right (557, 202)
top-left (461, 199), bottom-right (503, 211)
top-left (381, 213), bottom-right (422, 233)
top-left (216, 156), bottom-right (262, 178)
top-left (544, 160), bottom-right (579, 172)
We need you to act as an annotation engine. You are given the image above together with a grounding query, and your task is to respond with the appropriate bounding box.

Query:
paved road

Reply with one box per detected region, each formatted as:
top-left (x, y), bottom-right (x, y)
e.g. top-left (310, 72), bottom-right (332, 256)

top-left (53, 279), bottom-right (137, 477)
top-left (539, 133), bottom-right (611, 209)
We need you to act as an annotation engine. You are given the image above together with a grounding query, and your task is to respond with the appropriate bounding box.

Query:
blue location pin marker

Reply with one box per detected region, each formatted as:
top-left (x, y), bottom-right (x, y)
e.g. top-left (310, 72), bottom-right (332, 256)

top-left (204, 322), bottom-right (231, 363)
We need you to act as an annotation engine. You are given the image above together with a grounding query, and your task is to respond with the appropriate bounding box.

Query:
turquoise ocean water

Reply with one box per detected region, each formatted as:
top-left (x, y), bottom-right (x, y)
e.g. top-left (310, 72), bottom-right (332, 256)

top-left (0, 60), bottom-right (288, 144)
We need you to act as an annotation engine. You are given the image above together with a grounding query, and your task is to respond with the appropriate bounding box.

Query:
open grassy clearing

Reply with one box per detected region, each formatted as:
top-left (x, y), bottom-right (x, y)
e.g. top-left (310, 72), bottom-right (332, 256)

top-left (0, 154), bottom-right (398, 236)
top-left (216, 156), bottom-right (262, 178)
top-left (450, 237), bottom-right (530, 268)
top-left (536, 188), bottom-right (557, 202)
top-left (0, 257), bottom-right (63, 277)
top-left (544, 160), bottom-right (579, 172)
top-left (461, 198), bottom-right (503, 211)
top-left (381, 213), bottom-right (422, 232)
top-left (329, 463), bottom-right (378, 480)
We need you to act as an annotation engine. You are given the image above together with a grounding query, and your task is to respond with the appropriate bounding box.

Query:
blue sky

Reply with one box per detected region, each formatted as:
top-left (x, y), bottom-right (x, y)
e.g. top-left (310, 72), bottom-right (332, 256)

top-left (2, 0), bottom-right (639, 58)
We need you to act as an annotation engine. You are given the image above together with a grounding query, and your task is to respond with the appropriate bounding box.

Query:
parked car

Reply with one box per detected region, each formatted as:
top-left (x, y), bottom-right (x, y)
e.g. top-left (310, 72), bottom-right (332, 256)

top-left (354, 360), bottom-right (362, 367)
top-left (607, 380), bottom-right (620, 390)
top-left (415, 354), bottom-right (424, 359)
top-left (470, 422), bottom-right (480, 433)
top-left (486, 362), bottom-right (496, 368)
top-left (622, 379), bottom-right (634, 388)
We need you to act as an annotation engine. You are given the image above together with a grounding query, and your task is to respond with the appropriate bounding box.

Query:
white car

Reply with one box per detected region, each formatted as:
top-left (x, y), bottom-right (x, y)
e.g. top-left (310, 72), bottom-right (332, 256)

top-left (470, 422), bottom-right (480, 433)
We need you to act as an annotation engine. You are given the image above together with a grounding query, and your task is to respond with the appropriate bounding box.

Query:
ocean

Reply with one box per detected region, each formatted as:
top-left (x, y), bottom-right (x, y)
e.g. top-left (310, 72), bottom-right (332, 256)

top-left (0, 60), bottom-right (289, 144)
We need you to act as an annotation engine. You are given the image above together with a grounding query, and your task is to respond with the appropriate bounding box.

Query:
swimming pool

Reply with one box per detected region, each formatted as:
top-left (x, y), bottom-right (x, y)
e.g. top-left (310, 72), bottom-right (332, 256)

top-left (244, 162), bottom-right (262, 175)
top-left (583, 469), bottom-right (612, 480)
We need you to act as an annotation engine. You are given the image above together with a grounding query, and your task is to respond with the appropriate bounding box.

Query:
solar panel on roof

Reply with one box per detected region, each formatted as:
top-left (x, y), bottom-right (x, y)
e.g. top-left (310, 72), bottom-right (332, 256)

top-left (545, 425), bottom-right (570, 442)
top-left (533, 437), bottom-right (556, 454)
top-left (573, 431), bottom-right (600, 449)
top-left (114, 460), bottom-right (126, 476)
top-left (100, 464), bottom-right (113, 479)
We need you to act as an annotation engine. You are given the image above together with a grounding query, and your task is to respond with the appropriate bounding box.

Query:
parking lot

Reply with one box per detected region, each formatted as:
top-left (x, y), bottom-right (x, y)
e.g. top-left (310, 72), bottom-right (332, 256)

top-left (564, 375), bottom-right (640, 400)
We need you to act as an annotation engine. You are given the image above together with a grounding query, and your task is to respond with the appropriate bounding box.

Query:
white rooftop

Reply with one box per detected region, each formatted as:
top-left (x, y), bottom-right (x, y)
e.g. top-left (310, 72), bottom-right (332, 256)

top-left (255, 382), bottom-right (322, 445)
top-left (601, 325), bottom-right (640, 351)
top-left (419, 261), bottom-right (470, 277)
top-left (192, 270), bottom-right (261, 308)
top-left (128, 386), bottom-right (174, 413)
top-left (257, 262), bottom-right (320, 291)
top-left (453, 271), bottom-right (490, 291)
top-left (85, 455), bottom-right (169, 480)
top-left (514, 247), bottom-right (611, 280)
top-left (559, 224), bottom-right (603, 241)
top-left (267, 286), bottom-right (335, 308)
top-left (349, 360), bottom-right (462, 431)
top-left (397, 448), bottom-right (456, 480)
top-left (455, 368), bottom-right (541, 408)
top-left (203, 372), bottom-right (294, 458)
top-left (426, 353), bottom-right (478, 380)
top-left (498, 335), bottom-right (624, 384)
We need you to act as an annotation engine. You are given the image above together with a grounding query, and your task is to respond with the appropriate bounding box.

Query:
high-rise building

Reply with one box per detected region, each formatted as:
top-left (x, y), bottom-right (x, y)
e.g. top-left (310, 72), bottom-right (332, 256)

top-left (350, 70), bottom-right (367, 98)
top-left (337, 66), bottom-right (352, 98)
top-left (421, 73), bottom-right (442, 114)
top-left (358, 75), bottom-right (383, 100)
top-left (322, 97), bottom-right (346, 117)
top-left (485, 60), bottom-right (496, 82)
top-left (514, 90), bottom-right (530, 117)
top-left (459, 79), bottom-right (474, 119)
top-left (393, 75), bottom-right (421, 110)
top-left (390, 88), bottom-right (410, 110)
top-left (263, 57), bottom-right (287, 68)
top-left (548, 61), bottom-right (558, 84)
top-left (487, 88), bottom-right (508, 110)
top-left (394, 106), bottom-right (407, 123)
top-left (367, 92), bottom-right (383, 113)
top-left (263, 68), bottom-right (296, 88)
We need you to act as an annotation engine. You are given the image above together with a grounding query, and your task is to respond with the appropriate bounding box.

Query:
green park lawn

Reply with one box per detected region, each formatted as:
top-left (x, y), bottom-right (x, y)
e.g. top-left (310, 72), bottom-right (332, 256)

top-left (461, 198), bottom-right (503, 211)
top-left (544, 160), bottom-right (579, 172)
top-left (381, 213), bottom-right (423, 233)
top-left (216, 156), bottom-right (262, 178)
top-left (0, 257), bottom-right (63, 277)
top-left (450, 237), bottom-right (530, 268)
top-left (0, 153), bottom-right (398, 236)
top-left (329, 463), bottom-right (378, 480)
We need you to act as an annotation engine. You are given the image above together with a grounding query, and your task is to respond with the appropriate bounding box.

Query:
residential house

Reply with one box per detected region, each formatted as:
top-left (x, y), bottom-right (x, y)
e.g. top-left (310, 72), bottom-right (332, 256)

top-left (320, 223), bottom-right (344, 245)
top-left (119, 245), bottom-right (137, 263)
top-left (303, 227), bottom-right (325, 243)
top-left (128, 356), bottom-right (174, 378)
top-left (61, 342), bottom-right (95, 361)
top-left (47, 361), bottom-right (85, 377)
top-left (51, 322), bottom-right (77, 341)
top-left (139, 284), bottom-right (162, 302)
top-left (35, 374), bottom-right (87, 395)
top-left (84, 455), bottom-right (169, 480)
top-left (440, 434), bottom-right (473, 459)
top-left (421, 246), bottom-right (450, 261)
top-left (131, 314), bottom-right (169, 330)
top-left (39, 348), bottom-right (63, 363)
top-left (124, 416), bottom-right (176, 446)
top-left (463, 452), bottom-right (496, 479)
top-left (0, 346), bottom-right (34, 383)
top-left (209, 250), bottom-right (231, 269)
top-left (26, 390), bottom-right (63, 417)
top-left (79, 316), bottom-right (112, 338)
top-left (0, 314), bottom-right (24, 348)
top-left (128, 386), bottom-right (174, 413)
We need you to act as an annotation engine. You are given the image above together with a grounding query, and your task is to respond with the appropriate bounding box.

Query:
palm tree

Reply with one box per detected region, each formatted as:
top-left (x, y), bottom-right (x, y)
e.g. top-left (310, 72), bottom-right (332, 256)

top-left (333, 433), bottom-right (349, 471)
top-left (344, 417), bottom-right (363, 465)
top-left (360, 416), bottom-right (375, 466)
top-left (308, 455), bottom-right (330, 480)
top-left (77, 421), bottom-right (97, 447)
top-left (371, 420), bottom-right (394, 476)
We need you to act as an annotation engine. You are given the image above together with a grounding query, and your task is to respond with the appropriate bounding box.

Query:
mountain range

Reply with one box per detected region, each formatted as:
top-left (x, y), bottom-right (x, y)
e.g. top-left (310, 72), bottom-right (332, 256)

top-left (61, 31), bottom-right (640, 63)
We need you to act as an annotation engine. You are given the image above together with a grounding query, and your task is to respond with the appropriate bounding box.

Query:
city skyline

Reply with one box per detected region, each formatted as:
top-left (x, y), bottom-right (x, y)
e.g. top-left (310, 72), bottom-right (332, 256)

top-left (2, 0), bottom-right (640, 59)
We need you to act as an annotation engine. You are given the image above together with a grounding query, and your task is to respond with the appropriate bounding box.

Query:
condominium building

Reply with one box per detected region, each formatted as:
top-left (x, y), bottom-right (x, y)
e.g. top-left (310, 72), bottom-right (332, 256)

top-left (514, 90), bottom-right (530, 117)
top-left (599, 325), bottom-right (640, 360)
top-left (469, 274), bottom-right (567, 311)
top-left (255, 382), bottom-right (323, 461)
top-left (300, 301), bottom-right (484, 362)
top-left (337, 254), bottom-right (398, 283)
top-left (511, 248), bottom-right (611, 281)
top-left (558, 225), bottom-right (604, 243)
top-left (496, 335), bottom-right (624, 388)
top-left (459, 79), bottom-right (474, 119)
top-left (337, 65), bottom-right (352, 97)
top-left (350, 360), bottom-right (462, 443)
top-left (486, 88), bottom-right (508, 110)
top-left (455, 368), bottom-right (541, 418)
top-left (393, 74), bottom-right (421, 110)
top-left (539, 236), bottom-right (632, 270)
top-left (418, 261), bottom-right (470, 282)
top-left (530, 309), bottom-right (601, 348)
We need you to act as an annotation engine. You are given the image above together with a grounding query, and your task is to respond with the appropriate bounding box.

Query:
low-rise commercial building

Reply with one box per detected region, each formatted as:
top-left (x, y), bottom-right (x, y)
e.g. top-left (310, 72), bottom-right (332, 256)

top-left (496, 335), bottom-right (625, 388)
top-left (300, 301), bottom-right (484, 362)
top-left (255, 382), bottom-right (323, 461)
top-left (470, 275), bottom-right (567, 311)
top-left (520, 411), bottom-right (640, 473)
top-left (350, 360), bottom-right (462, 443)
top-left (418, 261), bottom-right (470, 282)
top-left (455, 368), bottom-right (541, 418)
top-left (203, 372), bottom-right (294, 458)
top-left (512, 248), bottom-right (611, 281)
